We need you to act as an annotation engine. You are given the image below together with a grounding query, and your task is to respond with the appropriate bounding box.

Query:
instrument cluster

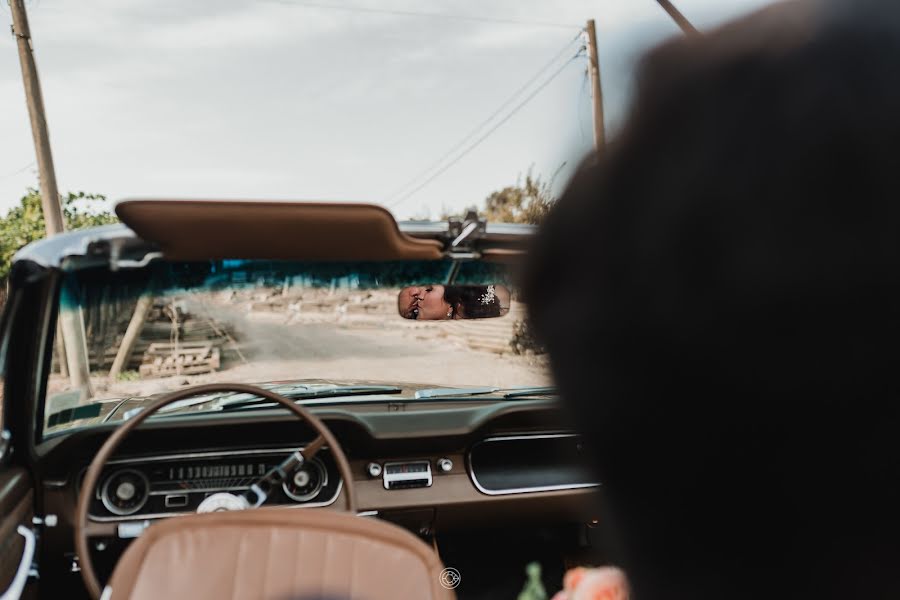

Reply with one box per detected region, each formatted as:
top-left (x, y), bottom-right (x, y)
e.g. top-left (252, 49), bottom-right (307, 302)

top-left (86, 447), bottom-right (341, 521)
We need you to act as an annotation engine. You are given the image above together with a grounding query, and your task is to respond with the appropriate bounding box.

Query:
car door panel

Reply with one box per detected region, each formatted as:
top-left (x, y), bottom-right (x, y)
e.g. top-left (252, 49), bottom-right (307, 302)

top-left (0, 468), bottom-right (33, 593)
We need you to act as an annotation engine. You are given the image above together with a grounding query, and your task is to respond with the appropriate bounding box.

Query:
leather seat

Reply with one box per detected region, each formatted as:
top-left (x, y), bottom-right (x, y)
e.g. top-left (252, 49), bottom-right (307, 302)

top-left (103, 508), bottom-right (456, 600)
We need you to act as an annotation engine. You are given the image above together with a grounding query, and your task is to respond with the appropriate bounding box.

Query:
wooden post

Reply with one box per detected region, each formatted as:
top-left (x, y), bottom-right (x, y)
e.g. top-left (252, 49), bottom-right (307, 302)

top-left (108, 294), bottom-right (153, 380)
top-left (10, 0), bottom-right (64, 234)
top-left (11, 0), bottom-right (93, 400)
top-left (585, 20), bottom-right (605, 154)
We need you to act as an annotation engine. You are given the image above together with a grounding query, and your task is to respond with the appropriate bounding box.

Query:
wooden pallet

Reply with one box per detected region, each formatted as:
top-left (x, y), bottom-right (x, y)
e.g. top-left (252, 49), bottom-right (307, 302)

top-left (138, 342), bottom-right (221, 377)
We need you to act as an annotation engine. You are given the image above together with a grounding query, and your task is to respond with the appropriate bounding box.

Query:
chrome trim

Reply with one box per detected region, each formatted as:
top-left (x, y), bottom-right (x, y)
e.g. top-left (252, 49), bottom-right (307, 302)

top-left (100, 469), bottom-right (150, 516)
top-left (101, 397), bottom-right (135, 423)
top-left (148, 485), bottom-right (251, 496)
top-left (0, 430), bottom-right (11, 463)
top-left (414, 387), bottom-right (497, 400)
top-left (467, 433), bottom-right (600, 496)
top-left (110, 251), bottom-right (163, 270)
top-left (116, 521), bottom-right (150, 539)
top-left (104, 446), bottom-right (313, 465)
top-left (89, 480), bottom-right (343, 523)
top-left (164, 494), bottom-right (189, 508)
top-left (0, 526), bottom-right (35, 600)
top-left (382, 460), bottom-right (432, 490)
top-left (248, 484), bottom-right (267, 508)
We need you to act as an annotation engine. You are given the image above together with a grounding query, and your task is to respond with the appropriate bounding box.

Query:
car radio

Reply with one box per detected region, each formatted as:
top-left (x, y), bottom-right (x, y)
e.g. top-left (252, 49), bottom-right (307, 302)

top-left (382, 461), bottom-right (432, 489)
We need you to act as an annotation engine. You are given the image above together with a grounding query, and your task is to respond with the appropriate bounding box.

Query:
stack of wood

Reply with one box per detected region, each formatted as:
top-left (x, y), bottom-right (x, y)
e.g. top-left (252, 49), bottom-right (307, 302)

top-left (138, 342), bottom-right (222, 377)
top-left (96, 299), bottom-right (239, 376)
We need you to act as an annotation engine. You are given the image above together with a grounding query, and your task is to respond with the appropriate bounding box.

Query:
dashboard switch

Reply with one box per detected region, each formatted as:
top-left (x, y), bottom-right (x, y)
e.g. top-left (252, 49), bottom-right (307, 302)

top-left (437, 458), bottom-right (453, 473)
top-left (367, 462), bottom-right (383, 478)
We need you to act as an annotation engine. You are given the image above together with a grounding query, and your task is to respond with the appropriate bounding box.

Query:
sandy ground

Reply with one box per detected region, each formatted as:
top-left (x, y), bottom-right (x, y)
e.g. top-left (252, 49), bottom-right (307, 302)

top-left (68, 307), bottom-right (551, 402)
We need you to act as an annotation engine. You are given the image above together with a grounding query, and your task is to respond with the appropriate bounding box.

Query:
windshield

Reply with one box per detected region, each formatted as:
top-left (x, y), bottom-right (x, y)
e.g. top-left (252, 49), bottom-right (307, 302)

top-left (44, 259), bottom-right (550, 434)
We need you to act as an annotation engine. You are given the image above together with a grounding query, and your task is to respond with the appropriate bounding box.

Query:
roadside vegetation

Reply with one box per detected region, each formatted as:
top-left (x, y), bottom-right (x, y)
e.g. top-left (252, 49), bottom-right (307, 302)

top-left (0, 189), bottom-right (117, 307)
top-left (0, 188), bottom-right (117, 280)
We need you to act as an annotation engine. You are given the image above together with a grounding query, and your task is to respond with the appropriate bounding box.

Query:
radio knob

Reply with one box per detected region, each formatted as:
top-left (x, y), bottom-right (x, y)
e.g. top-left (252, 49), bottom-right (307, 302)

top-left (367, 462), bottom-right (382, 478)
top-left (437, 458), bottom-right (453, 473)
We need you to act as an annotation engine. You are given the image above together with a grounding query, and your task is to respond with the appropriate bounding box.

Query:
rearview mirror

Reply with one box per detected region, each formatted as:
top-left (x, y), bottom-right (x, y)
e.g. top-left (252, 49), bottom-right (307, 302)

top-left (398, 285), bottom-right (510, 320)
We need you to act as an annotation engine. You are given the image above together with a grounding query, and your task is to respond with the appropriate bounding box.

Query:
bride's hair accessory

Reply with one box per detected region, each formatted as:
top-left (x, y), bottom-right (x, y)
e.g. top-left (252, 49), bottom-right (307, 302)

top-left (479, 285), bottom-right (497, 305)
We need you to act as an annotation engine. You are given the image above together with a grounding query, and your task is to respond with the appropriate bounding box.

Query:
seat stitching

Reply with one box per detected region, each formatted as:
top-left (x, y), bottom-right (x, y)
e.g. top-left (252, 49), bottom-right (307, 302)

top-left (231, 528), bottom-right (247, 600)
top-left (349, 534), bottom-right (359, 599)
top-left (321, 530), bottom-right (331, 599)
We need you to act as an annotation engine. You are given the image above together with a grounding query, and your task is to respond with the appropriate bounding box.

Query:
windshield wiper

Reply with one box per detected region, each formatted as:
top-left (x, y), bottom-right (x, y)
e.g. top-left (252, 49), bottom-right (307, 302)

top-left (413, 386), bottom-right (557, 400)
top-left (151, 383), bottom-right (402, 415)
top-left (501, 387), bottom-right (558, 399)
top-left (216, 385), bottom-right (403, 411)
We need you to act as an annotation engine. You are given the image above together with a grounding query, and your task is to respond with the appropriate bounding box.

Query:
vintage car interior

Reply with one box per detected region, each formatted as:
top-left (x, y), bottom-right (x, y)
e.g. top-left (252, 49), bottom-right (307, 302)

top-left (0, 201), bottom-right (603, 599)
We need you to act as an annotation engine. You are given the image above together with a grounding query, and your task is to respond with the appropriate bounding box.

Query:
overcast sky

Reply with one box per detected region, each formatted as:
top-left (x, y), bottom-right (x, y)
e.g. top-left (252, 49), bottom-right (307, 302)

top-left (0, 0), bottom-right (773, 220)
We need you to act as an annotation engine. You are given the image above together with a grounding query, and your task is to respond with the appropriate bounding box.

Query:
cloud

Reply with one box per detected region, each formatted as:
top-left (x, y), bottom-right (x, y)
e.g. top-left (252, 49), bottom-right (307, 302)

top-left (137, 2), bottom-right (344, 50)
top-left (0, 0), bottom-right (777, 217)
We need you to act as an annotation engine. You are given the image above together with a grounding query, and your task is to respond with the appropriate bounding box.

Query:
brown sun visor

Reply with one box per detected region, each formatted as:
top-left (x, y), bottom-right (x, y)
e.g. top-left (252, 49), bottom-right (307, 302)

top-left (115, 200), bottom-right (443, 262)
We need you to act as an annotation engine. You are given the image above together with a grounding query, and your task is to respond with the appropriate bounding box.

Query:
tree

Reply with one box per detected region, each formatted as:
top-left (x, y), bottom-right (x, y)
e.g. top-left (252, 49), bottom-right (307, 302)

top-left (445, 169), bottom-right (557, 225)
top-left (0, 188), bottom-right (117, 280)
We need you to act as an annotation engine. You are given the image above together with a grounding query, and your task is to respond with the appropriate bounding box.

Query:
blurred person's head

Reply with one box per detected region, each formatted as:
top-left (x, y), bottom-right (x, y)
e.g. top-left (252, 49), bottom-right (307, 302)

top-left (526, 1), bottom-right (900, 598)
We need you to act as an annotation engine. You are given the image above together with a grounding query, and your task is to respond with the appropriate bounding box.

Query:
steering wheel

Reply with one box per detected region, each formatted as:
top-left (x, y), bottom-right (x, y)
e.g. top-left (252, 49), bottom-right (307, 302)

top-left (75, 383), bottom-right (358, 600)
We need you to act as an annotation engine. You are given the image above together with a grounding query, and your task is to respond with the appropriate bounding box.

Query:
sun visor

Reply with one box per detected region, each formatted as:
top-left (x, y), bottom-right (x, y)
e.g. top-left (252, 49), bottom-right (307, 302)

top-left (115, 200), bottom-right (444, 262)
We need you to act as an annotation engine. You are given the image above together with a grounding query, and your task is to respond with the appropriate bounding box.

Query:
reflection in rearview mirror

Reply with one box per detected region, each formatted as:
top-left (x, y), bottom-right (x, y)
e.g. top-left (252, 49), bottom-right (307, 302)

top-left (398, 285), bottom-right (511, 320)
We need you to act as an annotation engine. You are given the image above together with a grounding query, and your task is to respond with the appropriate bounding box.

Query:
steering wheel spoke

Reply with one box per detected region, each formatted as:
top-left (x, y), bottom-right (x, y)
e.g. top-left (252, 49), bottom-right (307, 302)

top-left (245, 449), bottom-right (304, 507)
top-left (301, 434), bottom-right (327, 461)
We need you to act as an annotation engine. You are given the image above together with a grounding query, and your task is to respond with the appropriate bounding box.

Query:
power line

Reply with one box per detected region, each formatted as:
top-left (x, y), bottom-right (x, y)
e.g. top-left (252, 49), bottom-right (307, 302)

top-left (385, 32), bottom-right (584, 203)
top-left (0, 161), bottom-right (36, 181)
top-left (388, 51), bottom-right (585, 209)
top-left (272, 0), bottom-right (580, 29)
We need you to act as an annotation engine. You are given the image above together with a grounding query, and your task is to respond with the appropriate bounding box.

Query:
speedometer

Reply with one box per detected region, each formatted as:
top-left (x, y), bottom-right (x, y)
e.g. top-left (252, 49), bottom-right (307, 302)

top-left (100, 469), bottom-right (149, 516)
top-left (282, 459), bottom-right (327, 502)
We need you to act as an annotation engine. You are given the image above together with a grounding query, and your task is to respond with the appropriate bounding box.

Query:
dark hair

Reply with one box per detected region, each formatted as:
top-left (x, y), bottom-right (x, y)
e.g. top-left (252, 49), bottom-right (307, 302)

top-left (525, 1), bottom-right (900, 598)
top-left (444, 285), bottom-right (502, 319)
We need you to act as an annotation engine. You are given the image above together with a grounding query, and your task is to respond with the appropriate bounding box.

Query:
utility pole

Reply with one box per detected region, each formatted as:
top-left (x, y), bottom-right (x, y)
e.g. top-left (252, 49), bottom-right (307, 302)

top-left (10, 0), bottom-right (64, 234)
top-left (10, 0), bottom-right (93, 401)
top-left (585, 20), bottom-right (605, 154)
top-left (654, 0), bottom-right (699, 37)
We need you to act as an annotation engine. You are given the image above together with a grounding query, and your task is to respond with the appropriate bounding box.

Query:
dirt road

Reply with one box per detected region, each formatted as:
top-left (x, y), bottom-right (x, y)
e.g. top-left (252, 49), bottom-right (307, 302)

top-left (92, 308), bottom-right (550, 399)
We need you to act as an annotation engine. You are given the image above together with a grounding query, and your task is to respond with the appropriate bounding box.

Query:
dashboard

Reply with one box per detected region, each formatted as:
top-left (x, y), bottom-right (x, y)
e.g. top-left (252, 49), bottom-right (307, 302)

top-left (35, 398), bottom-right (601, 582)
top-left (85, 432), bottom-right (595, 522)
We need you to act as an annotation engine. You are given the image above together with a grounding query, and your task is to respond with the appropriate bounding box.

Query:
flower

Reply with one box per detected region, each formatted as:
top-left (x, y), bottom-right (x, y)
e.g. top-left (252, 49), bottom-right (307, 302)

top-left (550, 567), bottom-right (629, 600)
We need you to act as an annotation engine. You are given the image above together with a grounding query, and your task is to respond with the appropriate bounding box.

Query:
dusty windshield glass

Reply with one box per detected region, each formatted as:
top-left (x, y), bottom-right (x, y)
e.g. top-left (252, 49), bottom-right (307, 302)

top-left (44, 259), bottom-right (549, 434)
